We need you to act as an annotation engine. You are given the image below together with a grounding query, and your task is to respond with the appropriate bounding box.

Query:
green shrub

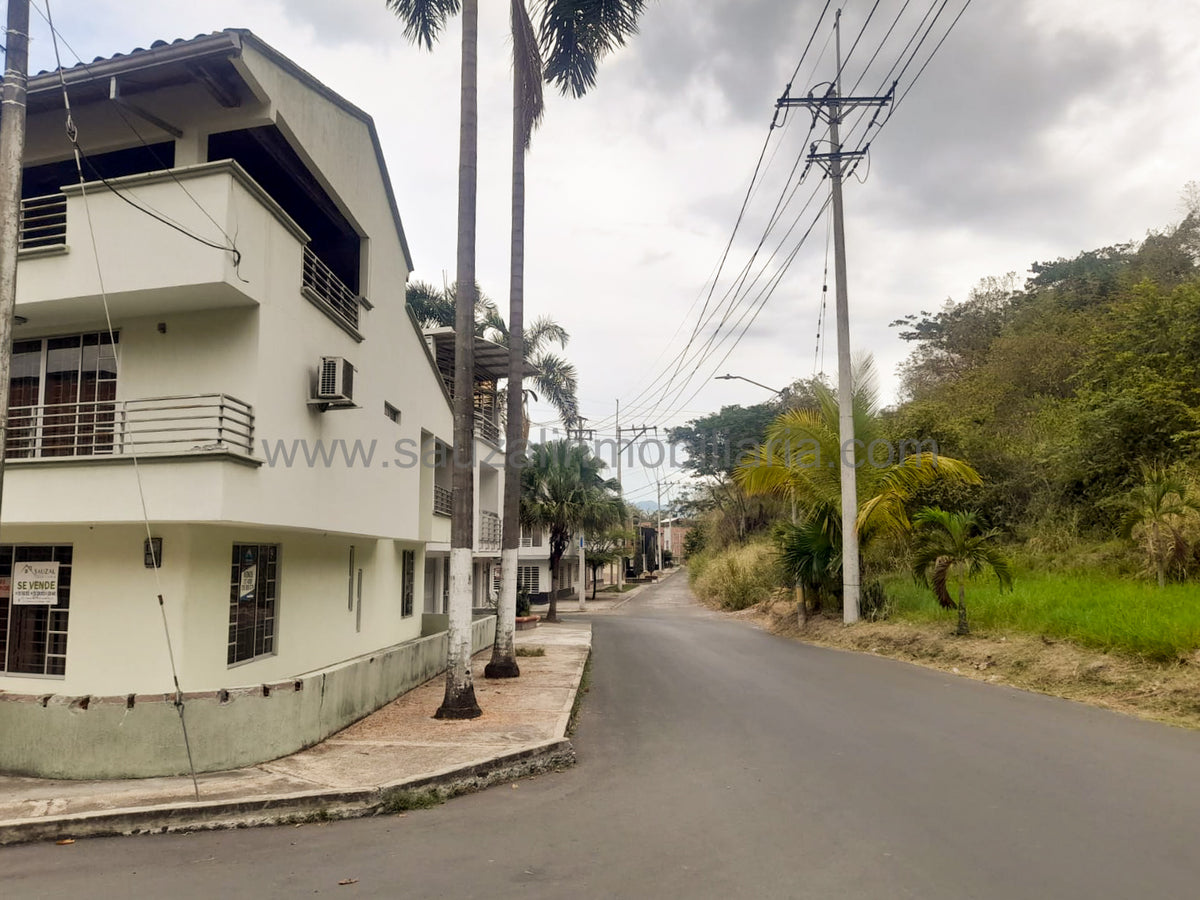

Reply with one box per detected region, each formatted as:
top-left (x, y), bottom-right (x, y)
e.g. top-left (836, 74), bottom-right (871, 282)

top-left (691, 542), bottom-right (783, 610)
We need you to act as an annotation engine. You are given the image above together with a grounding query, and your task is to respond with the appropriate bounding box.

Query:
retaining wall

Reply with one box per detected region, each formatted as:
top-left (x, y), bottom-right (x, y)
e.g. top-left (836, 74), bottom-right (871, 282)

top-left (0, 615), bottom-right (496, 779)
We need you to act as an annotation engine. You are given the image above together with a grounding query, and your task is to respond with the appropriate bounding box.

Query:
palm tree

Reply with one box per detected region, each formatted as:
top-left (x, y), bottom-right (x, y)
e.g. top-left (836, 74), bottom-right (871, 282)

top-left (736, 357), bottom-right (981, 562)
top-left (1119, 464), bottom-right (1197, 588)
top-left (521, 441), bottom-right (624, 622)
top-left (387, 0), bottom-right (481, 719)
top-left (773, 503), bottom-right (840, 628)
top-left (910, 508), bottom-right (1013, 635)
top-left (489, 0), bottom-right (645, 676)
top-left (406, 280), bottom-right (498, 336)
top-left (485, 313), bottom-right (579, 433)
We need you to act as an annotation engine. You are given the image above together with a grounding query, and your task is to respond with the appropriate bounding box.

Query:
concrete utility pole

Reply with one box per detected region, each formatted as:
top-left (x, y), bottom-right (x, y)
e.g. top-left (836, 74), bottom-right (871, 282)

top-left (615, 399), bottom-right (623, 592)
top-left (776, 8), bottom-right (893, 624)
top-left (656, 479), bottom-right (663, 573)
top-left (0, 0), bottom-right (31, 526)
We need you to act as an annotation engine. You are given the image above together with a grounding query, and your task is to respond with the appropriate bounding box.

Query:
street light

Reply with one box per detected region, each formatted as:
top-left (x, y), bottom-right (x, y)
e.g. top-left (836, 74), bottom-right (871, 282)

top-left (714, 373), bottom-right (786, 396)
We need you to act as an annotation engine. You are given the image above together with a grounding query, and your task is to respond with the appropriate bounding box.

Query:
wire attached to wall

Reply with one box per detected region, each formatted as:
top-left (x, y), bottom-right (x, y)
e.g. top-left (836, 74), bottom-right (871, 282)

top-left (43, 0), bottom-right (201, 800)
top-left (31, 0), bottom-right (248, 282)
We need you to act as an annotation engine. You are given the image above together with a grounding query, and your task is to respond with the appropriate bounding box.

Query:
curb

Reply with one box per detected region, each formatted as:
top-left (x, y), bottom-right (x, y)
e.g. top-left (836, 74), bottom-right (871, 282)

top-left (0, 738), bottom-right (577, 847)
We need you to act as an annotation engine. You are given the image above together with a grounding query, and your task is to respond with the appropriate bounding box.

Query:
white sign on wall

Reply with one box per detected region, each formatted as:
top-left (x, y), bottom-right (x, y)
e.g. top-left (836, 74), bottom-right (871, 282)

top-left (239, 565), bottom-right (257, 601)
top-left (13, 561), bottom-right (60, 606)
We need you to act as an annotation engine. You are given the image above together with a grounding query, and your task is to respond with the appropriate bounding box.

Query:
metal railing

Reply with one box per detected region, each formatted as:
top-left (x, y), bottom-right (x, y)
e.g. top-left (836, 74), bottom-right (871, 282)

top-left (19, 194), bottom-right (67, 251)
top-left (475, 410), bottom-right (501, 445)
top-left (433, 484), bottom-right (453, 518)
top-left (5, 394), bottom-right (255, 460)
top-left (301, 245), bottom-right (360, 330)
top-left (479, 510), bottom-right (502, 552)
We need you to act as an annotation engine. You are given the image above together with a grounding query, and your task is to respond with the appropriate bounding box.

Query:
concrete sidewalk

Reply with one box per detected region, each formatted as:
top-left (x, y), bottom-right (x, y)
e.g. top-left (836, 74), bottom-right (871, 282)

top-left (0, 622), bottom-right (591, 846)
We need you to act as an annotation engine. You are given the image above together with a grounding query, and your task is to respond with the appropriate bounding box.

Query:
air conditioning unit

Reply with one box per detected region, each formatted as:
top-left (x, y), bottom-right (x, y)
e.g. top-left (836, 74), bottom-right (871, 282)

top-left (312, 356), bottom-right (356, 408)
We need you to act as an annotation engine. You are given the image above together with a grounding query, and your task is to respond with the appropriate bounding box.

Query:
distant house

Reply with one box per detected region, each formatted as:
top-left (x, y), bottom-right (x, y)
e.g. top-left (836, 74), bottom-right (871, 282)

top-left (0, 30), bottom-right (498, 779)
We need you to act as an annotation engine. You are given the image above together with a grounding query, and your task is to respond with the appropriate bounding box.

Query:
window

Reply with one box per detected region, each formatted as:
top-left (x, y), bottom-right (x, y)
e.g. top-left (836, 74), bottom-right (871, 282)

top-left (519, 526), bottom-right (543, 548)
top-left (228, 544), bottom-right (279, 665)
top-left (517, 565), bottom-right (540, 594)
top-left (401, 550), bottom-right (415, 618)
top-left (6, 333), bottom-right (118, 459)
top-left (0, 545), bottom-right (73, 676)
top-left (384, 402), bottom-right (401, 425)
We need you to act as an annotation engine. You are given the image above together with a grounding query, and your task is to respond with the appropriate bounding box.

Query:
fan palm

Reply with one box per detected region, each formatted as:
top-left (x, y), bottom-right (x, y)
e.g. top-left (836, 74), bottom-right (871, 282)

top-left (521, 441), bottom-right (624, 622)
top-left (910, 507), bottom-right (1013, 635)
top-left (486, 314), bottom-right (579, 433)
top-left (1119, 464), bottom-right (1197, 588)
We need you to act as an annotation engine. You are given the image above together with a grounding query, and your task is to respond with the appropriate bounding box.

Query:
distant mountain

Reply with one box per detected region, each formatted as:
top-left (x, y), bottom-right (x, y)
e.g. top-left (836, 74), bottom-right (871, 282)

top-left (634, 501), bottom-right (659, 513)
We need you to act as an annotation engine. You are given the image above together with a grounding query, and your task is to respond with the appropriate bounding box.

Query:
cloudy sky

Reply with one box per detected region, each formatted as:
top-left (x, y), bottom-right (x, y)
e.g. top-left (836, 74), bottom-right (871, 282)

top-left (28, 0), bottom-right (1200, 506)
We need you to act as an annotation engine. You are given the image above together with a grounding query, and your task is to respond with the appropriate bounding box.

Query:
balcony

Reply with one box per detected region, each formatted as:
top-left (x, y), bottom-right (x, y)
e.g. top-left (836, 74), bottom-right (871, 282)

top-left (433, 484), bottom-right (453, 518)
top-left (301, 244), bottom-right (363, 337)
top-left (479, 510), bottom-right (501, 553)
top-left (5, 394), bottom-right (254, 462)
top-left (475, 410), bottom-right (501, 446)
top-left (19, 194), bottom-right (67, 254)
top-left (16, 161), bottom-right (309, 323)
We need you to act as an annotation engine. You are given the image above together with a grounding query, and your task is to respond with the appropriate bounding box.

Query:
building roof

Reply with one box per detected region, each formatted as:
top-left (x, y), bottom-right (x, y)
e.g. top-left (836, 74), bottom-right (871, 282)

top-left (25, 29), bottom-right (415, 271)
top-left (423, 328), bottom-right (541, 382)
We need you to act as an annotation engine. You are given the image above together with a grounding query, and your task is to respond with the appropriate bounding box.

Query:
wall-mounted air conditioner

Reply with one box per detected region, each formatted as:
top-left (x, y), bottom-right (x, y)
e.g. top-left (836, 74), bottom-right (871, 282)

top-left (309, 356), bottom-right (357, 409)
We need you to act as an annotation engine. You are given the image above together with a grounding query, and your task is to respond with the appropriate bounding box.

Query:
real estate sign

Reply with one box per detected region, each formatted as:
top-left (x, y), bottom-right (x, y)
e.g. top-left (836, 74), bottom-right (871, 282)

top-left (239, 565), bottom-right (257, 601)
top-left (13, 562), bottom-right (60, 606)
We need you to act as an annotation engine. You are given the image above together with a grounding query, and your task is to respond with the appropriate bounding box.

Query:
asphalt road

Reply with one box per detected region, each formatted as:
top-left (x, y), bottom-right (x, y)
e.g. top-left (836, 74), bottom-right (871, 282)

top-left (4, 574), bottom-right (1200, 899)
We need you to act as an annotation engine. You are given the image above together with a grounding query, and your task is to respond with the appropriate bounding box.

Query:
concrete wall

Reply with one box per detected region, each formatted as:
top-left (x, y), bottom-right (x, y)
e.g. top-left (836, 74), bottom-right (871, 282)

top-left (0, 615), bottom-right (495, 779)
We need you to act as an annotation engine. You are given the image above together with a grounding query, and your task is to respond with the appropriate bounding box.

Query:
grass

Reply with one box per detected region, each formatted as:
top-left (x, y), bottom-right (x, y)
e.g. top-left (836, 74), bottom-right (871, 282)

top-left (567, 651), bottom-right (593, 736)
top-left (380, 787), bottom-right (444, 813)
top-left (884, 569), bottom-right (1200, 662)
top-left (515, 646), bottom-right (545, 657)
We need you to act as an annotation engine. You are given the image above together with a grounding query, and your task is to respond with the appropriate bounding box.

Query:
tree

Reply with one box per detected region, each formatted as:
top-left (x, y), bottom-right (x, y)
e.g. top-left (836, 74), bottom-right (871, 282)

top-left (584, 529), bottom-right (631, 598)
top-left (910, 508), bottom-right (1013, 635)
top-left (735, 358), bottom-right (982, 547)
top-left (387, 0), bottom-right (482, 719)
top-left (491, 0), bottom-right (645, 674)
top-left (406, 280), bottom-right (498, 336)
top-left (486, 314), bottom-right (580, 434)
top-left (521, 441), bottom-right (624, 622)
top-left (1119, 465), bottom-right (1198, 588)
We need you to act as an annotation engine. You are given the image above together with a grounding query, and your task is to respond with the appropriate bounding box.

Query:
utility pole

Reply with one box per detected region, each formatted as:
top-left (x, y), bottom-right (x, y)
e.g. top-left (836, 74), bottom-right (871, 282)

top-left (776, 8), bottom-right (893, 624)
top-left (655, 479), bottom-right (663, 573)
top-left (0, 0), bottom-right (30, 527)
top-left (614, 400), bottom-right (623, 592)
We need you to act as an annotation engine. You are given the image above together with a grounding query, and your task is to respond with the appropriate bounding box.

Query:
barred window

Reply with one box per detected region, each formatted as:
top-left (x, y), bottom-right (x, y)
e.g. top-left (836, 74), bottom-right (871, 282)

top-left (517, 566), bottom-right (540, 594)
top-left (228, 544), bottom-right (279, 665)
top-left (0, 545), bottom-right (73, 676)
top-left (402, 550), bottom-right (415, 618)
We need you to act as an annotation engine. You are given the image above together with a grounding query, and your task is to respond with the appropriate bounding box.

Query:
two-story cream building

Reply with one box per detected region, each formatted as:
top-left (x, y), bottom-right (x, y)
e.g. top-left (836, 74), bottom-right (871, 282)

top-left (0, 30), bottom-right (501, 778)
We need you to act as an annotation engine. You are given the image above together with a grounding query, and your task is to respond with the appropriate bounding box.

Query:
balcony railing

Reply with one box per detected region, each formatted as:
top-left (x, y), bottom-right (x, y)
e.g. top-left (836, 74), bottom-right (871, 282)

top-left (19, 194), bottom-right (67, 252)
top-left (475, 411), bottom-right (501, 446)
top-left (302, 245), bottom-right (361, 332)
top-left (480, 510), bottom-right (502, 552)
top-left (433, 484), bottom-right (453, 517)
top-left (5, 394), bottom-right (254, 460)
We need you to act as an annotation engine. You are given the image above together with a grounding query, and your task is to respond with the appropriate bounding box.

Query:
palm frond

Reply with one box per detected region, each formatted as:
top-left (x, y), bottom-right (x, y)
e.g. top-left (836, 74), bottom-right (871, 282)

top-left (528, 351), bottom-right (579, 430)
top-left (511, 0), bottom-right (545, 147)
top-left (386, 0), bottom-right (462, 50)
top-left (539, 0), bottom-right (648, 97)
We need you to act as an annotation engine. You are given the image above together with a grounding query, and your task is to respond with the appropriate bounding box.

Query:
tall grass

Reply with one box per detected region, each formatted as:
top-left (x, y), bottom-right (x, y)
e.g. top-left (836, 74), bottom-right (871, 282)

top-left (885, 570), bottom-right (1200, 661)
top-left (690, 542), bottom-right (782, 611)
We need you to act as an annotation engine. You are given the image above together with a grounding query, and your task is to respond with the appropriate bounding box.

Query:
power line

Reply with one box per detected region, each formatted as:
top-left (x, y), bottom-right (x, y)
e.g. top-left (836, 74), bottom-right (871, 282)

top-left (43, 0), bottom-right (201, 799)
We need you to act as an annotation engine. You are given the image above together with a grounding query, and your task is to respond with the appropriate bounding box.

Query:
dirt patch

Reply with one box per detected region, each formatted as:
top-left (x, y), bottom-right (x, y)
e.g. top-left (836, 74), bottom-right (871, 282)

top-left (741, 597), bottom-right (1200, 730)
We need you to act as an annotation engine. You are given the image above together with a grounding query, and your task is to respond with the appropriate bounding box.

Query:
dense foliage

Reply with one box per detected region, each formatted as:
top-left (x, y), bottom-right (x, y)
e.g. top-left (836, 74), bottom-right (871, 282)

top-left (887, 208), bottom-right (1200, 538)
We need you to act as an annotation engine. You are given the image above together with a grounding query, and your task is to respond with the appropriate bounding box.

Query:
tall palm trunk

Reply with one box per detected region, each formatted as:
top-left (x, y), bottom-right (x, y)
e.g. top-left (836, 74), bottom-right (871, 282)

top-left (437, 0), bottom-right (482, 719)
top-left (487, 19), bottom-right (531, 679)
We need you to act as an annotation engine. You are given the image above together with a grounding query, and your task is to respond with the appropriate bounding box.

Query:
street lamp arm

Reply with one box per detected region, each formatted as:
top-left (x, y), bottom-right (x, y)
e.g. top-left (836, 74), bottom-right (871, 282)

top-left (714, 374), bottom-right (785, 396)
